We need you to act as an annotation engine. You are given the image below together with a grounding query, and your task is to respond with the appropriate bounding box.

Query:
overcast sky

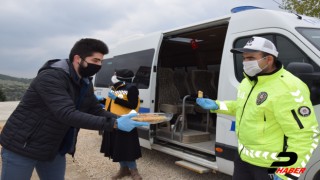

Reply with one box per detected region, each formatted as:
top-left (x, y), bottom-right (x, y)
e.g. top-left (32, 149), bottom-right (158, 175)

top-left (0, 0), bottom-right (282, 78)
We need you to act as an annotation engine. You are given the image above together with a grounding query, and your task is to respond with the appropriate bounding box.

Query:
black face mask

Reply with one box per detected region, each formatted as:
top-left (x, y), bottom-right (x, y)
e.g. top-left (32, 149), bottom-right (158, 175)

top-left (79, 61), bottom-right (101, 77)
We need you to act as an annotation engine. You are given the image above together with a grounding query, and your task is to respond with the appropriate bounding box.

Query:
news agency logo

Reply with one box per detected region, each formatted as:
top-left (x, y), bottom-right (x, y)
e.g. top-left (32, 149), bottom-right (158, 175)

top-left (268, 152), bottom-right (306, 180)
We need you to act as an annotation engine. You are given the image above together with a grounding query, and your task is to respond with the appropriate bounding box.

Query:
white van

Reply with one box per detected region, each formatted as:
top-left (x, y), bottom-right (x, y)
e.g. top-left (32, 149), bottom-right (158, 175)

top-left (94, 8), bottom-right (320, 179)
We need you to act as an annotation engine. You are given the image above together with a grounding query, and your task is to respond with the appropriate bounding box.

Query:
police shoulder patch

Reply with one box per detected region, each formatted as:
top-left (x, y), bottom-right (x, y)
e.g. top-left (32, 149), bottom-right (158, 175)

top-left (298, 106), bottom-right (311, 117)
top-left (256, 92), bottom-right (268, 105)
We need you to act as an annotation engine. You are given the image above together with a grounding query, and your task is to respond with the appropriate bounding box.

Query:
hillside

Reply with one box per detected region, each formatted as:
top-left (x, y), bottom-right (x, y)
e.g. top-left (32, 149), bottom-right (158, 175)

top-left (0, 74), bottom-right (33, 84)
top-left (0, 74), bottom-right (33, 101)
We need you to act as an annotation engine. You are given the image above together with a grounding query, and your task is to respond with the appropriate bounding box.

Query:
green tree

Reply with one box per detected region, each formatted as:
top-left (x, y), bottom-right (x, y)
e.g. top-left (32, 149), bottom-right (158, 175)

top-left (0, 88), bottom-right (6, 101)
top-left (281, 0), bottom-right (320, 18)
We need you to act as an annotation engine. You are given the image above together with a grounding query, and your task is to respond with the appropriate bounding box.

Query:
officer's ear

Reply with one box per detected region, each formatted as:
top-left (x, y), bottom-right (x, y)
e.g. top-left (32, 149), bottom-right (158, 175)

top-left (266, 55), bottom-right (275, 65)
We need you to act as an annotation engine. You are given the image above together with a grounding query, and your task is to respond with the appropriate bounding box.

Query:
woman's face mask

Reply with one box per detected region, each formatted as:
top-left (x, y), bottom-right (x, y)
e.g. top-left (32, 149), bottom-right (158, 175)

top-left (243, 57), bottom-right (268, 77)
top-left (111, 75), bottom-right (120, 84)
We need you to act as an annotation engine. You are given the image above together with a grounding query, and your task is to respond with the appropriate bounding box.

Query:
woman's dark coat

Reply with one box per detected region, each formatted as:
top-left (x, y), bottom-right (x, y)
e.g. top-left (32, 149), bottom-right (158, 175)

top-left (100, 82), bottom-right (141, 162)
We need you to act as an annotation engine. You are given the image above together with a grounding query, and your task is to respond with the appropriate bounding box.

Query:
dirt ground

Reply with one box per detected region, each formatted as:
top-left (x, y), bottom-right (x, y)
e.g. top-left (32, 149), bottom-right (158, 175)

top-left (0, 121), bottom-right (231, 180)
top-left (0, 101), bottom-right (232, 179)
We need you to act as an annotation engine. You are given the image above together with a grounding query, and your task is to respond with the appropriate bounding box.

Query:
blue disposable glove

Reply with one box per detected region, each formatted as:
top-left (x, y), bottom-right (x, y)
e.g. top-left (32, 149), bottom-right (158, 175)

top-left (273, 174), bottom-right (282, 180)
top-left (108, 91), bottom-right (117, 100)
top-left (95, 95), bottom-right (104, 101)
top-left (196, 98), bottom-right (219, 110)
top-left (117, 113), bottom-right (149, 132)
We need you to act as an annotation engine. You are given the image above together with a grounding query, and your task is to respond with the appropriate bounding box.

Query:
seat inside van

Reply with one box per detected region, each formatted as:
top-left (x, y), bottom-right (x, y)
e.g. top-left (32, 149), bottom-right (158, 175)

top-left (286, 62), bottom-right (320, 105)
top-left (157, 67), bottom-right (194, 115)
top-left (157, 67), bottom-right (212, 143)
top-left (173, 68), bottom-right (191, 99)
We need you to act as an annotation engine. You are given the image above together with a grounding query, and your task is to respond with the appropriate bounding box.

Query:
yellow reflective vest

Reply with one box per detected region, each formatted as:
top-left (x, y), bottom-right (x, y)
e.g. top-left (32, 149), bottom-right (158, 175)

top-left (214, 66), bottom-right (319, 179)
top-left (105, 83), bottom-right (140, 116)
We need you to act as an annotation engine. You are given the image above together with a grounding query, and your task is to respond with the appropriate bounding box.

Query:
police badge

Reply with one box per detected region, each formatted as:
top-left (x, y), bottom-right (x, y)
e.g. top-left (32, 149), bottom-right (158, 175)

top-left (256, 92), bottom-right (268, 105)
top-left (298, 106), bottom-right (311, 117)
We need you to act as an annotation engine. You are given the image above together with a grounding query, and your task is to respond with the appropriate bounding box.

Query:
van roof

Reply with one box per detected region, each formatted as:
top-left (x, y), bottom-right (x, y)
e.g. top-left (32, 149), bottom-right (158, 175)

top-left (163, 9), bottom-right (320, 37)
top-left (108, 9), bottom-right (320, 55)
top-left (227, 9), bottom-right (320, 34)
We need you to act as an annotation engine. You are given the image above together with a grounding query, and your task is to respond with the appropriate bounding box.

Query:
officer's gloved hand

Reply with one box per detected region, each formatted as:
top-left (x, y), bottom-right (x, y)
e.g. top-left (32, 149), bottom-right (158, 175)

top-left (116, 113), bottom-right (149, 132)
top-left (273, 174), bottom-right (282, 180)
top-left (196, 98), bottom-right (219, 110)
top-left (108, 91), bottom-right (117, 100)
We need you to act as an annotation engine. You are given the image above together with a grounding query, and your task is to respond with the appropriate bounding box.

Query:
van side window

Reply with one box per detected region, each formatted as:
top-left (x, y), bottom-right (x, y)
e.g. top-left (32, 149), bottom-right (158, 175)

top-left (133, 66), bottom-right (151, 89)
top-left (94, 49), bottom-right (154, 89)
top-left (276, 36), bottom-right (310, 67)
top-left (296, 28), bottom-right (320, 51)
top-left (95, 57), bottom-right (115, 88)
top-left (234, 34), bottom-right (320, 105)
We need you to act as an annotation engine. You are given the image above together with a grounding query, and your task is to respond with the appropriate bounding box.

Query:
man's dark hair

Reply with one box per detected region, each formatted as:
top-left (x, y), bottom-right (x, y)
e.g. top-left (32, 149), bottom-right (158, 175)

top-left (69, 38), bottom-right (109, 62)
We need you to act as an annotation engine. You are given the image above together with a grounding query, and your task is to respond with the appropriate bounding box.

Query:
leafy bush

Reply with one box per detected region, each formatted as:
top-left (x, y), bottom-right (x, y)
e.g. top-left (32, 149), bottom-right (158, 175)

top-left (0, 88), bottom-right (6, 101)
top-left (0, 74), bottom-right (33, 101)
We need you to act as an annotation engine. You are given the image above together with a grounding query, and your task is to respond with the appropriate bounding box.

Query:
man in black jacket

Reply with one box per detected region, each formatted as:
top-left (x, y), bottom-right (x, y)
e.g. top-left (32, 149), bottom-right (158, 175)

top-left (0, 38), bottom-right (148, 180)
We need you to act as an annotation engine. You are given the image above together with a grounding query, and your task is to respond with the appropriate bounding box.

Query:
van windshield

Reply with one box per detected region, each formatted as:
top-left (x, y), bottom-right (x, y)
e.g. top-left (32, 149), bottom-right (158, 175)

top-left (296, 28), bottom-right (320, 51)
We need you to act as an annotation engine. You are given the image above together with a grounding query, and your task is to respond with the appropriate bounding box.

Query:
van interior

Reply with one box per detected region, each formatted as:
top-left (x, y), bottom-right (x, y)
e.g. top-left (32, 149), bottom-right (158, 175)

top-left (153, 24), bottom-right (229, 159)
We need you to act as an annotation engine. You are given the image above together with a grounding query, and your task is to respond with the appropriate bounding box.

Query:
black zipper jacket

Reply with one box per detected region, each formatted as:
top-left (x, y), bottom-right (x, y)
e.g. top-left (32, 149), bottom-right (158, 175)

top-left (0, 59), bottom-right (116, 161)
